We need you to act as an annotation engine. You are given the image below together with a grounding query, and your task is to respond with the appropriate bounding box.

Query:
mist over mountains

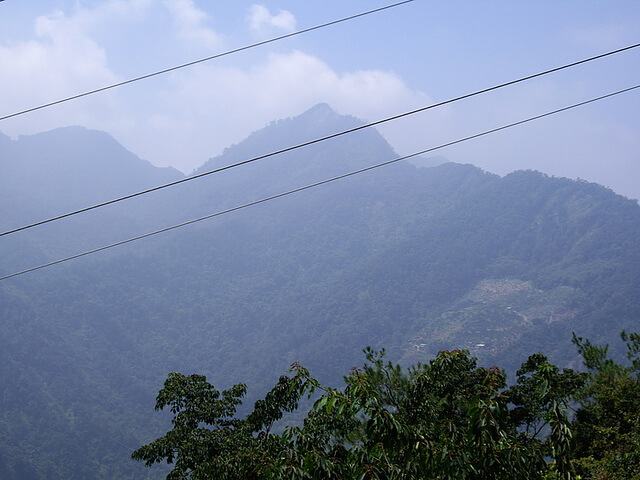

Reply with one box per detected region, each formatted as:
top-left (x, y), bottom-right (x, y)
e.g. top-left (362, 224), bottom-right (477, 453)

top-left (1, 105), bottom-right (639, 479)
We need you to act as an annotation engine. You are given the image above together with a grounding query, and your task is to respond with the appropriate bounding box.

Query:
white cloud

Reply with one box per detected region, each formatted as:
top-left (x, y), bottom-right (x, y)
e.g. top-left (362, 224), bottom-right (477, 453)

top-left (247, 4), bottom-right (296, 36)
top-left (0, 3), bottom-right (436, 176)
top-left (125, 50), bottom-right (432, 173)
top-left (0, 0), bottom-right (223, 144)
top-left (0, 9), bottom-right (118, 116)
top-left (162, 0), bottom-right (222, 49)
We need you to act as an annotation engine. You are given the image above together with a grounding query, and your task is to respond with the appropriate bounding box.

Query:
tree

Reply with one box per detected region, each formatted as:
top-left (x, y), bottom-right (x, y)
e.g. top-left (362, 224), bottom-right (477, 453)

top-left (570, 332), bottom-right (640, 480)
top-left (131, 368), bottom-right (316, 479)
top-left (133, 346), bottom-right (586, 479)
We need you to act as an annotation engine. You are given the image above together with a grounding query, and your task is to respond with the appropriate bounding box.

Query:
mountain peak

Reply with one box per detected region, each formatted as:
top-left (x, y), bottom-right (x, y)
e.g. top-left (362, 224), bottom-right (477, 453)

top-left (258, 103), bottom-right (363, 143)
top-left (196, 103), bottom-right (391, 175)
top-left (240, 103), bottom-right (363, 148)
top-left (295, 103), bottom-right (361, 131)
top-left (1, 126), bottom-right (184, 213)
top-left (303, 102), bottom-right (335, 115)
top-left (298, 102), bottom-right (343, 120)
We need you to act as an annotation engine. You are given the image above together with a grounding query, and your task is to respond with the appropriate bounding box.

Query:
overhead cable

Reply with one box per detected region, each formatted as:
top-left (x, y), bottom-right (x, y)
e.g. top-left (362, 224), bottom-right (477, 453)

top-left (1, 41), bottom-right (639, 239)
top-left (0, 1), bottom-right (413, 122)
top-left (1, 83), bottom-right (637, 282)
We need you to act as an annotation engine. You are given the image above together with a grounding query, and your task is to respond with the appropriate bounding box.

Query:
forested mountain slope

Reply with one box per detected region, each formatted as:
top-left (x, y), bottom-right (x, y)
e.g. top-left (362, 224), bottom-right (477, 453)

top-left (0, 105), bottom-right (638, 479)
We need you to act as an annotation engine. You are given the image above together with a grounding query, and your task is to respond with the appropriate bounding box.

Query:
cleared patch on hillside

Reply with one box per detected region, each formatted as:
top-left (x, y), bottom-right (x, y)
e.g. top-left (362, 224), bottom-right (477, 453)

top-left (404, 278), bottom-right (580, 366)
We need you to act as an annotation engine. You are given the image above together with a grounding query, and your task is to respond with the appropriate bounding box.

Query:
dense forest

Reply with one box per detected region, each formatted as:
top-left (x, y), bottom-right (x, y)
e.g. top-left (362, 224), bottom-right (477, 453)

top-left (1, 104), bottom-right (639, 478)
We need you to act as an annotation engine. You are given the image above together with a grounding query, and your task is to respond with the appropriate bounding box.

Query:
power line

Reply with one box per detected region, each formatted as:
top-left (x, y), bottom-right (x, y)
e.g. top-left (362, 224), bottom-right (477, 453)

top-left (0, 1), bottom-right (413, 122)
top-left (1, 41), bottom-right (639, 239)
top-left (1, 83), bottom-right (637, 282)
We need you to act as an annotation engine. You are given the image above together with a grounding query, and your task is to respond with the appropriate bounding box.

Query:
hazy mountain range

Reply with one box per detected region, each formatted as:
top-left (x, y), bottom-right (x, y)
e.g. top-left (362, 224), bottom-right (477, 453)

top-left (1, 104), bottom-right (639, 479)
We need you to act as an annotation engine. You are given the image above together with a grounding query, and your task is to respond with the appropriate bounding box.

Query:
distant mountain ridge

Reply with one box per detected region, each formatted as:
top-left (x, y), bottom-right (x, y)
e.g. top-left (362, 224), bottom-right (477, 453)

top-left (0, 126), bottom-right (183, 229)
top-left (0, 105), bottom-right (639, 479)
top-left (4, 126), bottom-right (182, 188)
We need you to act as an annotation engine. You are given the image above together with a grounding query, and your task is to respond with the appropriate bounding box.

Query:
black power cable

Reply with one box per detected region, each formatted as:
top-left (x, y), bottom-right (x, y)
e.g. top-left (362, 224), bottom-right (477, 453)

top-left (1, 83), bottom-right (637, 281)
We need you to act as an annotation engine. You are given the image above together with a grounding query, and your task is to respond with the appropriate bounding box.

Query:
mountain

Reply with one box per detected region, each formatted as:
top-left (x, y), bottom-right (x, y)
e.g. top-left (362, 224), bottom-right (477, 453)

top-left (0, 126), bottom-right (182, 225)
top-left (0, 105), bottom-right (639, 479)
top-left (0, 127), bottom-right (185, 275)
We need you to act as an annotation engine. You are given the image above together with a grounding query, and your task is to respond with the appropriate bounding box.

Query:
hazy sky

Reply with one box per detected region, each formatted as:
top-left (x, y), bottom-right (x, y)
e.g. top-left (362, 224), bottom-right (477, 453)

top-left (1, 0), bottom-right (639, 199)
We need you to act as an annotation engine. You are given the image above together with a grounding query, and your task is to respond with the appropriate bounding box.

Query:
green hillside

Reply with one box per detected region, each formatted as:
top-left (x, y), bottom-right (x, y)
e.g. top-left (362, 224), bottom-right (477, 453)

top-left (0, 106), bottom-right (639, 478)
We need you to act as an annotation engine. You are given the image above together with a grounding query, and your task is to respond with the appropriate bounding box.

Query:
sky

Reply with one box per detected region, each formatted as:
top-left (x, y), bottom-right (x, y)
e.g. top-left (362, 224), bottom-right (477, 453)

top-left (1, 0), bottom-right (639, 199)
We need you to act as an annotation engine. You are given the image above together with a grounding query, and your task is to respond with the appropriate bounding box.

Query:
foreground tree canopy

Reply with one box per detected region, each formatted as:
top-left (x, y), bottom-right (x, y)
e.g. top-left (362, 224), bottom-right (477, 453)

top-left (132, 333), bottom-right (640, 480)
